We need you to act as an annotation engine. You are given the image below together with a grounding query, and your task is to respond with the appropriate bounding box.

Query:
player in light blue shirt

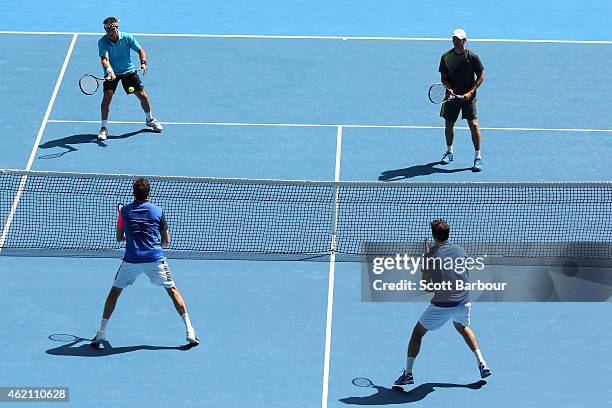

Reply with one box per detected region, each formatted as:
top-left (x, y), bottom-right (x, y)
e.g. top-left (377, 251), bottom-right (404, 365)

top-left (395, 220), bottom-right (491, 386)
top-left (96, 16), bottom-right (163, 141)
top-left (91, 178), bottom-right (199, 346)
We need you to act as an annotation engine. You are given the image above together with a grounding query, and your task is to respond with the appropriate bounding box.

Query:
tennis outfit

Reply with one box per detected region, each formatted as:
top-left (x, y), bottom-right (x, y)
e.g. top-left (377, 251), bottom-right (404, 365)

top-left (113, 200), bottom-right (175, 289)
top-left (419, 242), bottom-right (471, 331)
top-left (438, 49), bottom-right (484, 122)
top-left (98, 32), bottom-right (144, 94)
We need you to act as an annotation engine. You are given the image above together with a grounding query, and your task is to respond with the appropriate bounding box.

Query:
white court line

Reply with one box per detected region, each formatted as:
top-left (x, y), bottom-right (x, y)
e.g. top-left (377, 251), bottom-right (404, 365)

top-left (46, 119), bottom-right (612, 133)
top-left (0, 30), bottom-right (611, 44)
top-left (0, 33), bottom-right (78, 252)
top-left (321, 126), bottom-right (342, 408)
top-left (334, 126), bottom-right (343, 183)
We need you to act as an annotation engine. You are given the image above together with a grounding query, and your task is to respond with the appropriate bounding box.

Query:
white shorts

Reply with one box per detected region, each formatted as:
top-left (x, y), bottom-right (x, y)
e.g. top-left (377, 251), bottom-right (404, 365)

top-left (113, 260), bottom-right (175, 289)
top-left (418, 302), bottom-right (471, 331)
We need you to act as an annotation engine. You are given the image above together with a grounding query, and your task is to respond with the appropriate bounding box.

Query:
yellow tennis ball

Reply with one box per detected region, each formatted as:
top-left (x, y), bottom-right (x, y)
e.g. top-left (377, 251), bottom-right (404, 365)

top-left (128, 86), bottom-right (135, 93)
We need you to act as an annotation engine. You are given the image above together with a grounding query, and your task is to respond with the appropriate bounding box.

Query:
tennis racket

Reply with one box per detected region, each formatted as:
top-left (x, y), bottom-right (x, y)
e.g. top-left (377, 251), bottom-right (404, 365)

top-left (428, 83), bottom-right (464, 105)
top-left (352, 378), bottom-right (375, 388)
top-left (79, 74), bottom-right (111, 95)
top-left (79, 68), bottom-right (144, 95)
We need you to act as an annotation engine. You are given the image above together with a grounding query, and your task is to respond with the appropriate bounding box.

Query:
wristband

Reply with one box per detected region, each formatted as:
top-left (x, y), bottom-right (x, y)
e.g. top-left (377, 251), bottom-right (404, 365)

top-left (105, 67), bottom-right (114, 75)
top-left (140, 60), bottom-right (147, 65)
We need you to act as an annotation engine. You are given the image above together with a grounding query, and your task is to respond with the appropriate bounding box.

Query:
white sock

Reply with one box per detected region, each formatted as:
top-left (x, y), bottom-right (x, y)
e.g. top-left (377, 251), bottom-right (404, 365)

top-left (101, 120), bottom-right (108, 129)
top-left (145, 111), bottom-right (153, 120)
top-left (100, 318), bottom-right (109, 333)
top-left (474, 348), bottom-right (485, 365)
top-left (181, 313), bottom-right (193, 332)
top-left (447, 145), bottom-right (453, 154)
top-left (405, 356), bottom-right (416, 373)
top-left (475, 150), bottom-right (481, 159)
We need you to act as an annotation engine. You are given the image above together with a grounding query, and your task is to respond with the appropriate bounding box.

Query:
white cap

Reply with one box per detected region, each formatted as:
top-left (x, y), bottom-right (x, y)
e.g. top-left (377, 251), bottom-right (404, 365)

top-left (452, 28), bottom-right (467, 40)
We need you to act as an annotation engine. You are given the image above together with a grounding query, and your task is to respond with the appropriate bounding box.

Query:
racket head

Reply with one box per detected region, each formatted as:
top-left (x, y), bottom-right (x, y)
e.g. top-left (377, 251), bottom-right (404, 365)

top-left (428, 83), bottom-right (447, 104)
top-left (352, 378), bottom-right (374, 387)
top-left (79, 74), bottom-right (101, 95)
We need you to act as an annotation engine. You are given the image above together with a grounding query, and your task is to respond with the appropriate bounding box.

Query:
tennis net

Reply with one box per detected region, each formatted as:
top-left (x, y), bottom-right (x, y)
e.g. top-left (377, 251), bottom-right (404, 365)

top-left (0, 169), bottom-right (610, 266)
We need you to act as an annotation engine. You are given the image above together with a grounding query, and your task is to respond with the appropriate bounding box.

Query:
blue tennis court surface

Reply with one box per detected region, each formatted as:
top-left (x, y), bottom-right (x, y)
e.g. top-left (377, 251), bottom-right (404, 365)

top-left (1, 2), bottom-right (611, 407)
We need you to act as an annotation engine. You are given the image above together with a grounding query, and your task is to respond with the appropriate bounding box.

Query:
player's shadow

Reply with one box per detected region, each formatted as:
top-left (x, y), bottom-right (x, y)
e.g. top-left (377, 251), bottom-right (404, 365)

top-left (45, 334), bottom-right (197, 357)
top-left (38, 129), bottom-right (157, 159)
top-left (379, 162), bottom-right (472, 181)
top-left (340, 378), bottom-right (487, 405)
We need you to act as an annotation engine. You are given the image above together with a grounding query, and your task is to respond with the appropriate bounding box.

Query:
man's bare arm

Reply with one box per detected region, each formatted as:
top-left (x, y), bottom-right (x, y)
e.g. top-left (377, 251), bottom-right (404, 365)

top-left (465, 71), bottom-right (484, 99)
top-left (100, 56), bottom-right (116, 80)
top-left (116, 226), bottom-right (125, 242)
top-left (440, 72), bottom-right (454, 95)
top-left (161, 228), bottom-right (170, 248)
top-left (138, 48), bottom-right (147, 74)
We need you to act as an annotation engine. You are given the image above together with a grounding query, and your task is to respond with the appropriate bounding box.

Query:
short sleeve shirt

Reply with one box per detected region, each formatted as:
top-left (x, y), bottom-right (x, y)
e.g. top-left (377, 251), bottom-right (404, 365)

top-left (425, 242), bottom-right (471, 306)
top-left (438, 49), bottom-right (484, 96)
top-left (118, 201), bottom-right (168, 263)
top-left (98, 32), bottom-right (142, 75)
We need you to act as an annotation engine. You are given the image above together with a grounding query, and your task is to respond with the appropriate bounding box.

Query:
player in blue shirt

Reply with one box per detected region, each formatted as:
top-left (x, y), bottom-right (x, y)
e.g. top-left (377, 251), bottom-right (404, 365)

top-left (395, 220), bottom-right (491, 386)
top-left (92, 178), bottom-right (199, 346)
top-left (97, 17), bottom-right (163, 141)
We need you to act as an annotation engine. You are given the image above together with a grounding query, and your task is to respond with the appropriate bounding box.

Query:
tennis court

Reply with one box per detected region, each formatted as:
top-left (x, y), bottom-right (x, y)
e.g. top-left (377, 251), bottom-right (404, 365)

top-left (1, 1), bottom-right (611, 407)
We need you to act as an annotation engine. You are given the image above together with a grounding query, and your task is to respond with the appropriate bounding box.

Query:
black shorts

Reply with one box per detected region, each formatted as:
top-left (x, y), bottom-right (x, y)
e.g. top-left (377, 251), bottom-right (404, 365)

top-left (103, 71), bottom-right (144, 95)
top-left (440, 97), bottom-right (478, 122)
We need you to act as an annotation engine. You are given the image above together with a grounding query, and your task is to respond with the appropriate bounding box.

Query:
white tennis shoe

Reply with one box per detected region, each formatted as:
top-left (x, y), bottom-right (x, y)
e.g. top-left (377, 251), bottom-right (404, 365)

top-left (186, 328), bottom-right (200, 345)
top-left (91, 330), bottom-right (108, 344)
top-left (146, 118), bottom-right (164, 132)
top-left (97, 127), bottom-right (108, 141)
top-left (440, 151), bottom-right (454, 164)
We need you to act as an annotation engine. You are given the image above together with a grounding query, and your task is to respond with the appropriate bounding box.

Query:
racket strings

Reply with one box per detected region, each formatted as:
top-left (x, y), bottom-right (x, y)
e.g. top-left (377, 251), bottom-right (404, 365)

top-left (79, 75), bottom-right (100, 95)
top-left (428, 84), bottom-right (447, 104)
